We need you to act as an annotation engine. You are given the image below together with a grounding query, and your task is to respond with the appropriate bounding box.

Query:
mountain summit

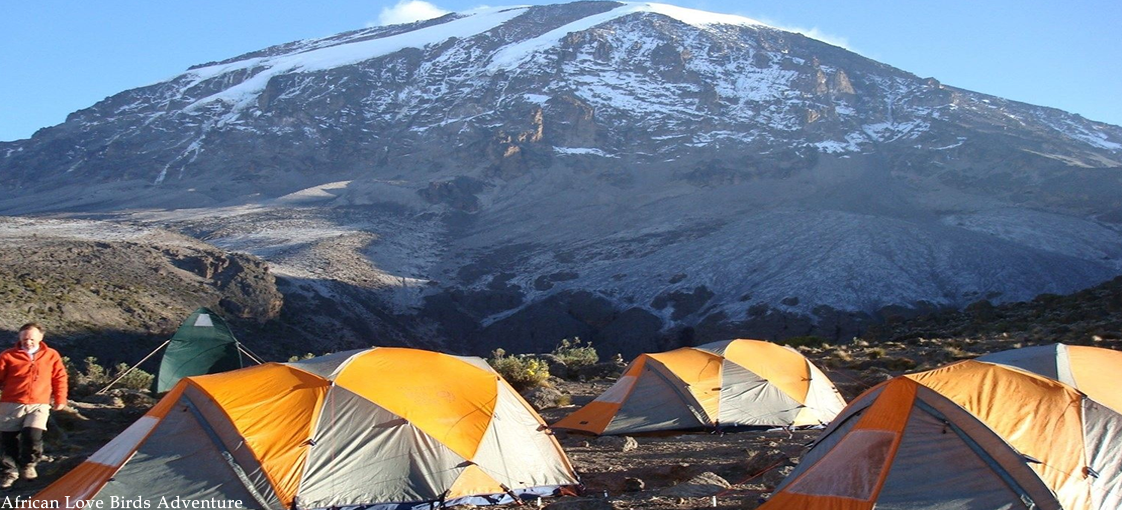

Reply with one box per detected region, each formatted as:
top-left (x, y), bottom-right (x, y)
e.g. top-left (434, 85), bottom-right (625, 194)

top-left (3, 1), bottom-right (1122, 356)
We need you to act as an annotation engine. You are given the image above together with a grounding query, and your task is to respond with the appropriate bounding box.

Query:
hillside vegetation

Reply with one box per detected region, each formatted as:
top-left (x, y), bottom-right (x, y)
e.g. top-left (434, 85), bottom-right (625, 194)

top-left (0, 217), bottom-right (282, 363)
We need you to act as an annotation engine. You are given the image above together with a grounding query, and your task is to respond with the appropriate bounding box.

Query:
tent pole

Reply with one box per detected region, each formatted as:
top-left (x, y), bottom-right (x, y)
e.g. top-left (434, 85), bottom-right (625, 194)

top-left (95, 339), bottom-right (171, 395)
top-left (238, 344), bottom-right (266, 365)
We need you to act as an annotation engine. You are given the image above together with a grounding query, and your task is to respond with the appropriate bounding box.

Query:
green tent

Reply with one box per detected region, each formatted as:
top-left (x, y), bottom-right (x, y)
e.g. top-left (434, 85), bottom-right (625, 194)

top-left (153, 307), bottom-right (244, 393)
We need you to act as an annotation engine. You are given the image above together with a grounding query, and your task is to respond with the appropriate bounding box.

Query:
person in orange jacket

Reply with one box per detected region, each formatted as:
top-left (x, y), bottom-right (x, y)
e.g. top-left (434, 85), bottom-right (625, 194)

top-left (0, 322), bottom-right (67, 488)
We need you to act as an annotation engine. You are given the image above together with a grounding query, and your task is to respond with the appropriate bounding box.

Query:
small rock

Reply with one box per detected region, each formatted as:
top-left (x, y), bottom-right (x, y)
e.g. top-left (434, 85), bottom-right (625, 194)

top-left (81, 394), bottom-right (125, 407)
top-left (49, 407), bottom-right (89, 425)
top-left (522, 385), bottom-right (565, 411)
top-left (623, 477), bottom-right (644, 492)
top-left (659, 472), bottom-right (730, 497)
top-left (595, 435), bottom-right (638, 452)
top-left (744, 449), bottom-right (786, 476)
top-left (117, 390), bottom-right (157, 407)
top-left (540, 354), bottom-right (571, 379)
top-left (576, 361), bottom-right (625, 381)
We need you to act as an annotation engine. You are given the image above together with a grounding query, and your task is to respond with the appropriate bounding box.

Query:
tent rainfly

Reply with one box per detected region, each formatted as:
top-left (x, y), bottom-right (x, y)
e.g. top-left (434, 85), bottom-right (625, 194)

top-left (153, 307), bottom-right (245, 393)
top-left (760, 360), bottom-right (1122, 510)
top-left (553, 339), bottom-right (847, 434)
top-left (35, 347), bottom-right (579, 510)
top-left (976, 342), bottom-right (1122, 412)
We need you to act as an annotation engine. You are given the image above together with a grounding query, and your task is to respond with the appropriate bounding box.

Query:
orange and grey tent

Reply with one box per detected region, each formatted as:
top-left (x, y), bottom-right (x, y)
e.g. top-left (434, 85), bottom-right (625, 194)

top-left (34, 348), bottom-right (579, 510)
top-left (977, 343), bottom-right (1122, 412)
top-left (553, 339), bottom-right (846, 434)
top-left (761, 360), bottom-right (1122, 510)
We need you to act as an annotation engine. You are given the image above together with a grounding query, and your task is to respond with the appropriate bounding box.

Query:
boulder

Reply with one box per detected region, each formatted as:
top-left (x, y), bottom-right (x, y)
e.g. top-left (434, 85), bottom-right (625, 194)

top-left (522, 385), bottom-right (565, 411)
top-left (659, 472), bottom-right (730, 497)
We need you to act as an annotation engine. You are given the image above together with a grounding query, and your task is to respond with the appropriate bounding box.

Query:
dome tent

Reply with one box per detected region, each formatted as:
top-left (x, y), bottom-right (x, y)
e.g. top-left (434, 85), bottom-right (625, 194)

top-left (99, 307), bottom-right (257, 395)
top-left (34, 347), bottom-right (579, 510)
top-left (760, 360), bottom-right (1121, 510)
top-left (553, 339), bottom-right (846, 434)
top-left (976, 342), bottom-right (1122, 412)
top-left (154, 307), bottom-right (245, 392)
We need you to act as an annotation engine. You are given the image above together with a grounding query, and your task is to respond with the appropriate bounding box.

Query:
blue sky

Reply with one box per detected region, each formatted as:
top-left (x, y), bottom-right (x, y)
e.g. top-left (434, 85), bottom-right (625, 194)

top-left (2, 0), bottom-right (1120, 142)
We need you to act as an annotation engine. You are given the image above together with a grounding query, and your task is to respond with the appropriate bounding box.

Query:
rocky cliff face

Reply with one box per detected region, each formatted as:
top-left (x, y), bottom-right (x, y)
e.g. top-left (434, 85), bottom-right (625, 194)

top-left (2, 2), bottom-right (1122, 357)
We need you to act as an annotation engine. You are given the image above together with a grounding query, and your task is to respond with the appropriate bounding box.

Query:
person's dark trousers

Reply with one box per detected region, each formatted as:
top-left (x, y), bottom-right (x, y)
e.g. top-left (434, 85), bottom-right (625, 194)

top-left (0, 431), bottom-right (19, 474)
top-left (0, 428), bottom-right (42, 472)
top-left (20, 428), bottom-right (42, 466)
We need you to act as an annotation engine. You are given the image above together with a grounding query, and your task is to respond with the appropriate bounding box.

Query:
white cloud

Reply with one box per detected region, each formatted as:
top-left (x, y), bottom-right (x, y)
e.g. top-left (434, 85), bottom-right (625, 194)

top-left (724, 9), bottom-right (852, 50)
top-left (376, 0), bottom-right (451, 26)
top-left (789, 26), bottom-right (851, 50)
top-left (753, 17), bottom-right (852, 50)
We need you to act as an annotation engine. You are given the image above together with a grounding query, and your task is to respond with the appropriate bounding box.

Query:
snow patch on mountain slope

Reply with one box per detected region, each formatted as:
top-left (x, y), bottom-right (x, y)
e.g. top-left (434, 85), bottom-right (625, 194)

top-left (815, 138), bottom-right (863, 154)
top-left (862, 119), bottom-right (931, 142)
top-left (516, 15), bottom-right (804, 136)
top-left (182, 7), bottom-right (528, 115)
top-left (1038, 114), bottom-right (1122, 151)
top-left (555, 147), bottom-right (617, 157)
top-left (488, 4), bottom-right (636, 72)
top-left (169, 1), bottom-right (789, 136)
top-left (642, 2), bottom-right (766, 28)
top-left (487, 3), bottom-right (766, 72)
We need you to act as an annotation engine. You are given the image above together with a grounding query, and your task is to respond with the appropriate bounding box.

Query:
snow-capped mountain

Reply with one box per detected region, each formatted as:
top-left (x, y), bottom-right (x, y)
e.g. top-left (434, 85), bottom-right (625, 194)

top-left (3, 1), bottom-right (1122, 356)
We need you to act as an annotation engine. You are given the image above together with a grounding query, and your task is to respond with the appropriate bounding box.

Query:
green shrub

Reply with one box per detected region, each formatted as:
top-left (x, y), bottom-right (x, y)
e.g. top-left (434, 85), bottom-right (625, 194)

top-left (488, 348), bottom-right (550, 392)
top-left (79, 356), bottom-right (110, 387)
top-left (61, 356), bottom-right (79, 389)
top-left (64, 356), bottom-right (154, 395)
top-left (551, 337), bottom-right (599, 370)
top-left (111, 363), bottom-right (154, 391)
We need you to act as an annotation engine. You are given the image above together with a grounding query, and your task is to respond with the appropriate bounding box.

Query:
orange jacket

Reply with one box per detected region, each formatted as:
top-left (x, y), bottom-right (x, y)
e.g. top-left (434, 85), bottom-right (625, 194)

top-left (0, 341), bottom-right (68, 405)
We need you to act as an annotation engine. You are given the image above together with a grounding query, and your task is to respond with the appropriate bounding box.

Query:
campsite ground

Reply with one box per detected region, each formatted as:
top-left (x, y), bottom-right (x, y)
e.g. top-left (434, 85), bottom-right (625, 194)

top-left (7, 330), bottom-right (1120, 509)
top-left (2, 366), bottom-right (869, 510)
top-left (538, 380), bottom-right (822, 510)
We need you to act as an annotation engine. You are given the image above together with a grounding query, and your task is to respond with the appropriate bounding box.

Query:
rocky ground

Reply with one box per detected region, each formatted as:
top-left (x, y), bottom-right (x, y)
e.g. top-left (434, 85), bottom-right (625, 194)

top-left (538, 380), bottom-right (820, 510)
